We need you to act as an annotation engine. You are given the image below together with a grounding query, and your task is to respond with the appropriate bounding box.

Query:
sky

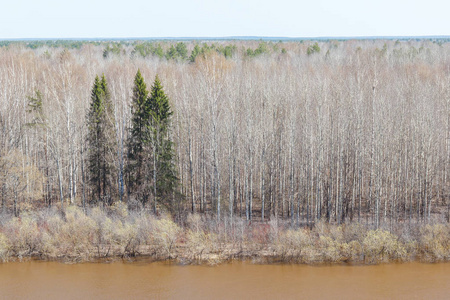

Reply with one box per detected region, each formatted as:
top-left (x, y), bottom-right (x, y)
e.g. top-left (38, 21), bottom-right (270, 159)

top-left (1, 0), bottom-right (449, 39)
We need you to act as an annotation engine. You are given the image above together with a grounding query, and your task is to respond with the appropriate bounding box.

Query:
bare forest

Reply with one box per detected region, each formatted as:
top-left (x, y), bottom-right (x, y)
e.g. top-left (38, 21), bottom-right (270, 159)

top-left (0, 39), bottom-right (449, 263)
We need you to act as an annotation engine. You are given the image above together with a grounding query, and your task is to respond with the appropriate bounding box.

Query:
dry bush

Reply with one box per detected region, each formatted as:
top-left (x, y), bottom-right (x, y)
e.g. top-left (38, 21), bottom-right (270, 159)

top-left (109, 212), bottom-right (156, 258)
top-left (220, 217), bottom-right (246, 247)
top-left (419, 224), bottom-right (450, 262)
top-left (274, 229), bottom-right (316, 262)
top-left (347, 240), bottom-right (364, 260)
top-left (268, 219), bottom-right (280, 242)
top-left (133, 214), bottom-right (153, 244)
top-left (247, 224), bottom-right (271, 251)
top-left (208, 217), bottom-right (247, 257)
top-left (108, 201), bottom-right (129, 220)
top-left (151, 217), bottom-right (181, 259)
top-left (4, 215), bottom-right (43, 258)
top-left (0, 213), bottom-right (11, 227)
top-left (89, 207), bottom-right (115, 257)
top-left (2, 205), bottom-right (449, 265)
top-left (17, 202), bottom-right (35, 214)
top-left (44, 206), bottom-right (96, 260)
top-left (272, 223), bottom-right (408, 264)
top-left (362, 230), bottom-right (408, 263)
top-left (185, 213), bottom-right (218, 259)
top-left (113, 221), bottom-right (140, 257)
top-left (232, 218), bottom-right (247, 246)
top-left (186, 230), bottom-right (217, 260)
top-left (0, 232), bottom-right (11, 262)
top-left (389, 223), bottom-right (419, 259)
top-left (313, 220), bottom-right (329, 237)
top-left (316, 235), bottom-right (350, 263)
top-left (186, 213), bottom-right (203, 233)
top-left (327, 225), bottom-right (345, 241)
top-left (309, 224), bottom-right (363, 263)
top-left (341, 223), bottom-right (367, 244)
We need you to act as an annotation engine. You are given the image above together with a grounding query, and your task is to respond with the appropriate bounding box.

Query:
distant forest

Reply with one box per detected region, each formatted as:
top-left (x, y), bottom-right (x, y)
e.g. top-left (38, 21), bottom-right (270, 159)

top-left (0, 39), bottom-right (449, 228)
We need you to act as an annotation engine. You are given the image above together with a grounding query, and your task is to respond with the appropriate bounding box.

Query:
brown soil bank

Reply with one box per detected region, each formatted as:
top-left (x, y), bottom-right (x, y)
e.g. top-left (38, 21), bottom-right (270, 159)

top-left (0, 206), bottom-right (449, 265)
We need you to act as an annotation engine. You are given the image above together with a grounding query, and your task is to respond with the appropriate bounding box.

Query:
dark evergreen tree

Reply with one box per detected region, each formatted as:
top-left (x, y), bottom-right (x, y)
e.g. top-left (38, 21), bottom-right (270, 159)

top-left (154, 44), bottom-right (164, 58)
top-left (86, 74), bottom-right (116, 205)
top-left (127, 72), bottom-right (179, 212)
top-left (166, 45), bottom-right (178, 60)
top-left (189, 44), bottom-right (201, 62)
top-left (175, 42), bottom-right (188, 60)
top-left (127, 69), bottom-right (151, 204)
top-left (147, 75), bottom-right (178, 213)
top-left (26, 90), bottom-right (45, 126)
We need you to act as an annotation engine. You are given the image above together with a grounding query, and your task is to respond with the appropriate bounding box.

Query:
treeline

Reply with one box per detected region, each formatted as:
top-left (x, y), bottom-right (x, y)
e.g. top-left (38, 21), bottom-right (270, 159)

top-left (1, 40), bottom-right (273, 61)
top-left (0, 40), bottom-right (449, 228)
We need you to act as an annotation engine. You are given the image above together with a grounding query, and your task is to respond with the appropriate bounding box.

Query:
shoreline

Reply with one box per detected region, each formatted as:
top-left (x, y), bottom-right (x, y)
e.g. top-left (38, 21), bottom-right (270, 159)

top-left (3, 255), bottom-right (450, 267)
top-left (2, 244), bottom-right (449, 266)
top-left (1, 207), bottom-right (449, 265)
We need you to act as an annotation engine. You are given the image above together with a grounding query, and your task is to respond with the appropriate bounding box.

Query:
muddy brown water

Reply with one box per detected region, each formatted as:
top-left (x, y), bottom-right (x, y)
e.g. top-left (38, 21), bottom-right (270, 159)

top-left (0, 260), bottom-right (449, 299)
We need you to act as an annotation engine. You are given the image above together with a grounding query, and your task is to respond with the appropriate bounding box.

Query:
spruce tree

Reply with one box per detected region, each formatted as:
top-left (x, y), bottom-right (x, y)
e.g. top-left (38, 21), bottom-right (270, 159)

top-left (86, 74), bottom-right (116, 205)
top-left (148, 75), bottom-right (178, 212)
top-left (189, 44), bottom-right (201, 62)
top-left (127, 72), bottom-right (178, 212)
top-left (175, 42), bottom-right (188, 60)
top-left (127, 69), bottom-right (151, 204)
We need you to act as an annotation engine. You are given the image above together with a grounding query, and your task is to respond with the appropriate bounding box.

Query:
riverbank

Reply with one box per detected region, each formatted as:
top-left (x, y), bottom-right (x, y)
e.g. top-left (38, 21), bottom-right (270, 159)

top-left (0, 205), bottom-right (449, 265)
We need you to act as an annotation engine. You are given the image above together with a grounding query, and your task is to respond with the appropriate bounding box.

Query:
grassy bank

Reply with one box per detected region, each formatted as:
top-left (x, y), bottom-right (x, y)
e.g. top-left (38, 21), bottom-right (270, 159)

top-left (0, 205), bottom-right (449, 265)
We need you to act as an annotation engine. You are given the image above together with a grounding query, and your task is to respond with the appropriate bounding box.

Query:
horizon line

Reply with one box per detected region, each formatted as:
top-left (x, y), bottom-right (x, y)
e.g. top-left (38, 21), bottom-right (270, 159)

top-left (1, 35), bottom-right (450, 41)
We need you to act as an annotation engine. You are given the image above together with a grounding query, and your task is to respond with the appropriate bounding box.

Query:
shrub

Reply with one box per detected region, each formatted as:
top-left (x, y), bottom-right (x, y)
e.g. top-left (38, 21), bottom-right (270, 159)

top-left (44, 206), bottom-right (96, 260)
top-left (0, 232), bottom-right (11, 262)
top-left (341, 222), bottom-right (367, 244)
top-left (4, 216), bottom-right (42, 258)
top-left (186, 230), bottom-right (217, 260)
top-left (109, 202), bottom-right (128, 220)
top-left (311, 224), bottom-right (364, 263)
top-left (185, 213), bottom-right (218, 259)
top-left (362, 230), bottom-right (408, 263)
top-left (134, 214), bottom-right (153, 245)
top-left (151, 217), bottom-right (181, 259)
top-left (419, 224), bottom-right (450, 262)
top-left (317, 235), bottom-right (350, 263)
top-left (348, 240), bottom-right (363, 260)
top-left (186, 214), bottom-right (203, 233)
top-left (90, 207), bottom-right (115, 257)
top-left (275, 229), bottom-right (316, 262)
top-left (114, 221), bottom-right (140, 257)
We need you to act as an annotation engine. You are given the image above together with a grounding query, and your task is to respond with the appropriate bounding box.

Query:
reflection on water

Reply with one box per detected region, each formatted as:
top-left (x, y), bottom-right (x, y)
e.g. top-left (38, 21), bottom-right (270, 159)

top-left (0, 260), bottom-right (449, 299)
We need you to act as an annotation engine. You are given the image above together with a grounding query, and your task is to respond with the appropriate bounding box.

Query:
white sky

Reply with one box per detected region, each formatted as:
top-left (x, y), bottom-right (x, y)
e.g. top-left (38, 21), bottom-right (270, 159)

top-left (1, 0), bottom-right (449, 38)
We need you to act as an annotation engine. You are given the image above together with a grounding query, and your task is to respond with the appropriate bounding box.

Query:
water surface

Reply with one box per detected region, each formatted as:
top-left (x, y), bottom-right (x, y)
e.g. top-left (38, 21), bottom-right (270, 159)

top-left (0, 260), bottom-right (448, 299)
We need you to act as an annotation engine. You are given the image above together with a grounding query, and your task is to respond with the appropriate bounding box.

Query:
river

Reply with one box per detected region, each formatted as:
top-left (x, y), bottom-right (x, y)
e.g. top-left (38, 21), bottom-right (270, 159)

top-left (0, 260), bottom-right (449, 299)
